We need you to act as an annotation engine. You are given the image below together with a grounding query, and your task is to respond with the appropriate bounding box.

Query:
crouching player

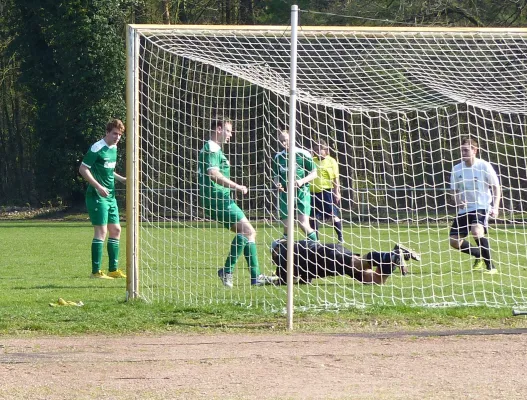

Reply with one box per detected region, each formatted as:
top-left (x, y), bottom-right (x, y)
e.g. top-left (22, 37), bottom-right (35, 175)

top-left (270, 240), bottom-right (420, 285)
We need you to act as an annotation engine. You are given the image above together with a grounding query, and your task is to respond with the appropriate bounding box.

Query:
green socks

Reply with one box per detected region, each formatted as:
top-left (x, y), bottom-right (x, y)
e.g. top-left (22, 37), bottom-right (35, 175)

top-left (91, 239), bottom-right (104, 274)
top-left (307, 231), bottom-right (318, 241)
top-left (224, 234), bottom-right (249, 273)
top-left (107, 238), bottom-right (120, 272)
top-left (92, 238), bottom-right (120, 274)
top-left (224, 235), bottom-right (262, 280)
top-left (244, 241), bottom-right (261, 279)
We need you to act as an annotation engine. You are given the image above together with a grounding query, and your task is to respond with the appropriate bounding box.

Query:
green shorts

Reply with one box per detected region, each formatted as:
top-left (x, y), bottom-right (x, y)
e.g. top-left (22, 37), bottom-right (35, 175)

top-left (278, 186), bottom-right (311, 220)
top-left (203, 196), bottom-right (246, 229)
top-left (86, 195), bottom-right (120, 226)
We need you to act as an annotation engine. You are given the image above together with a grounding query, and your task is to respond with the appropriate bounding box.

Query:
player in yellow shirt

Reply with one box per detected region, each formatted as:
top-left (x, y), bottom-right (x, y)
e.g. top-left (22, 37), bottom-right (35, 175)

top-left (310, 139), bottom-right (344, 243)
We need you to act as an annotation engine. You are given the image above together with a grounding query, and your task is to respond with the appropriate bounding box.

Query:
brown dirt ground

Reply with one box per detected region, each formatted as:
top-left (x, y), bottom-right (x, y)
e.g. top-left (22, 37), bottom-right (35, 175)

top-left (1, 330), bottom-right (527, 400)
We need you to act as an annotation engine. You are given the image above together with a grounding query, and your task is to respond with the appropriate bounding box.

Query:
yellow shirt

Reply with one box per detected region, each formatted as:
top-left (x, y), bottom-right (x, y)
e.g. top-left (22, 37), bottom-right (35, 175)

top-left (311, 155), bottom-right (339, 193)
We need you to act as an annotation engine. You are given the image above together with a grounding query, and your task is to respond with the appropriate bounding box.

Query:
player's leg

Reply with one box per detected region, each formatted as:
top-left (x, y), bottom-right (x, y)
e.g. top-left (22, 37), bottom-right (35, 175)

top-left (298, 214), bottom-right (318, 241)
top-left (106, 199), bottom-right (125, 278)
top-left (297, 189), bottom-right (318, 241)
top-left (332, 216), bottom-right (343, 243)
top-left (91, 225), bottom-right (108, 277)
top-left (279, 192), bottom-right (289, 240)
top-left (218, 201), bottom-right (275, 286)
top-left (326, 192), bottom-right (343, 243)
top-left (338, 252), bottom-right (367, 281)
top-left (106, 224), bottom-right (123, 277)
top-left (343, 251), bottom-right (390, 285)
top-left (212, 201), bottom-right (248, 287)
top-left (203, 197), bottom-right (241, 287)
top-left (471, 210), bottom-right (497, 274)
top-left (310, 192), bottom-right (322, 235)
top-left (393, 243), bottom-right (421, 261)
top-left (235, 218), bottom-right (277, 286)
top-left (449, 212), bottom-right (483, 270)
top-left (86, 196), bottom-right (113, 279)
top-left (234, 217), bottom-right (263, 284)
top-left (354, 258), bottom-right (390, 285)
top-left (362, 249), bottom-right (407, 280)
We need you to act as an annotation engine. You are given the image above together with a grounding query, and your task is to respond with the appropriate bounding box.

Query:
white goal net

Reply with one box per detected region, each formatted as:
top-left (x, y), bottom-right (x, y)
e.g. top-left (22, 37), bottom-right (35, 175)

top-left (126, 24), bottom-right (527, 309)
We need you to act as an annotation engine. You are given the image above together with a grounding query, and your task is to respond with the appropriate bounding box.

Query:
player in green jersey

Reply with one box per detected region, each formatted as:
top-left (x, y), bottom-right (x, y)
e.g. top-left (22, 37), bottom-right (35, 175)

top-left (197, 118), bottom-right (276, 288)
top-left (79, 119), bottom-right (127, 280)
top-left (272, 129), bottom-right (318, 242)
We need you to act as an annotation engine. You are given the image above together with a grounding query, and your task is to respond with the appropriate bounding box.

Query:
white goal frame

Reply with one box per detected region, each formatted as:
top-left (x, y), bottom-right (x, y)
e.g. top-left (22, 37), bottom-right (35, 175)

top-left (126, 9), bottom-right (527, 324)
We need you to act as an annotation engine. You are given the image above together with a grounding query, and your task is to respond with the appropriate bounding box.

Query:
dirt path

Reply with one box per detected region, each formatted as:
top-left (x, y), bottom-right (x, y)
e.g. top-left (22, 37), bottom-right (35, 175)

top-left (1, 331), bottom-right (526, 399)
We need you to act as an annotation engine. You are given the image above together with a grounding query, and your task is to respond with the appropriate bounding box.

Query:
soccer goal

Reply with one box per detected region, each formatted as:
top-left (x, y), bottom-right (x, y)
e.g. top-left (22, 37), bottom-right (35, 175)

top-left (126, 14), bottom-right (527, 311)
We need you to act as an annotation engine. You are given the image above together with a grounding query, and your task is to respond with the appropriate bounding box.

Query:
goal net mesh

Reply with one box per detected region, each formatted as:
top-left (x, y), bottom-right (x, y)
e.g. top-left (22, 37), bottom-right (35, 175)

top-left (129, 26), bottom-right (527, 309)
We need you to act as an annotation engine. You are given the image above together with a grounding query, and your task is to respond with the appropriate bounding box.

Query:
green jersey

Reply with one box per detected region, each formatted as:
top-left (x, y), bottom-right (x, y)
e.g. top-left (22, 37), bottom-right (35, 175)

top-left (197, 140), bottom-right (231, 199)
top-left (82, 139), bottom-right (118, 198)
top-left (272, 148), bottom-right (316, 188)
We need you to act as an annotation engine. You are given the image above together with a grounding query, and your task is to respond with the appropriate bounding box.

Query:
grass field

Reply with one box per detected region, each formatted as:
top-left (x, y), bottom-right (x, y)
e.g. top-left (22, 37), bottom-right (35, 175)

top-left (138, 221), bottom-right (527, 308)
top-left (1, 219), bottom-right (526, 336)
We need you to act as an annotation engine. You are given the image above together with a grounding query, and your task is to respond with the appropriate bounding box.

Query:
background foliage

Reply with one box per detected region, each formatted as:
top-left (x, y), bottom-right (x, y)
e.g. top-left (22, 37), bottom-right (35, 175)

top-left (1, 0), bottom-right (527, 206)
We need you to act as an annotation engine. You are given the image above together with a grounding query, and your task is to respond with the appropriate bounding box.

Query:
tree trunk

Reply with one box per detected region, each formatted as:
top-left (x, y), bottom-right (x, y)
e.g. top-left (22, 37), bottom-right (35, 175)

top-left (161, 0), bottom-right (170, 24)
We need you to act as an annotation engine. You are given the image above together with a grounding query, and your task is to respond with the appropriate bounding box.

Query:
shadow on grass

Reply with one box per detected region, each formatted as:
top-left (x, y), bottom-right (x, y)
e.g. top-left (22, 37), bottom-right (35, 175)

top-left (161, 306), bottom-right (281, 330)
top-left (331, 327), bottom-right (527, 338)
top-left (14, 284), bottom-right (121, 290)
top-left (0, 222), bottom-right (90, 228)
top-left (164, 320), bottom-right (278, 329)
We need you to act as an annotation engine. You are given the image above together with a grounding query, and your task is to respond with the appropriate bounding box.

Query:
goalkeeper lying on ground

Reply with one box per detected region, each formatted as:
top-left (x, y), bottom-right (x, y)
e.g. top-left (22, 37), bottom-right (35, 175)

top-left (270, 240), bottom-right (420, 285)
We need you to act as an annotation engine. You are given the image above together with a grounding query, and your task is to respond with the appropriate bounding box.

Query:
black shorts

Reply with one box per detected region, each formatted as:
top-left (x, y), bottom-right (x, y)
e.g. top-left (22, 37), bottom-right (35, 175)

top-left (449, 209), bottom-right (489, 237)
top-left (312, 190), bottom-right (340, 220)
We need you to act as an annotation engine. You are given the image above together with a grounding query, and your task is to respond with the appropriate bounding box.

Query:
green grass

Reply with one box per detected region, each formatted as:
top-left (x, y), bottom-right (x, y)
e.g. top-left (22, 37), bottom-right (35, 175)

top-left (137, 221), bottom-right (527, 308)
top-left (0, 220), bottom-right (526, 336)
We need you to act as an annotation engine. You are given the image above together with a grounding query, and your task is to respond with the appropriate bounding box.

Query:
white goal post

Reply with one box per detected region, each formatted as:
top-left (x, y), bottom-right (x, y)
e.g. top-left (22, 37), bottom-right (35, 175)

top-left (125, 16), bottom-right (527, 312)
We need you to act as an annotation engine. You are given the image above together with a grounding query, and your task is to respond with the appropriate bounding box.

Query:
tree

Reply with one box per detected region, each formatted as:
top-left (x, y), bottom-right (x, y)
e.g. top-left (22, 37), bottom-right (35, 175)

top-left (2, 0), bottom-right (527, 206)
top-left (0, 0), bottom-right (37, 204)
top-left (310, 0), bottom-right (527, 27)
top-left (9, 0), bottom-right (130, 203)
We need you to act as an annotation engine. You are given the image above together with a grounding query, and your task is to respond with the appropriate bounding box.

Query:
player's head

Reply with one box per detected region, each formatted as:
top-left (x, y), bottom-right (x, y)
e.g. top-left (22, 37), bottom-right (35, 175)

top-left (460, 137), bottom-right (478, 165)
top-left (278, 130), bottom-right (290, 150)
top-left (105, 119), bottom-right (125, 145)
top-left (212, 118), bottom-right (233, 143)
top-left (106, 119), bottom-right (125, 134)
top-left (314, 139), bottom-right (329, 158)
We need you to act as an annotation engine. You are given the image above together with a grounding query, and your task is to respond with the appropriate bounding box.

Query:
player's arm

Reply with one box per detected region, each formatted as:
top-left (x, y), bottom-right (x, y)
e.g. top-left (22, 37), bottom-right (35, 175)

top-left (296, 153), bottom-right (317, 187)
top-left (272, 155), bottom-right (285, 192)
top-left (332, 159), bottom-right (341, 204)
top-left (207, 168), bottom-right (248, 195)
top-left (452, 189), bottom-right (466, 208)
top-left (487, 166), bottom-right (501, 217)
top-left (114, 172), bottom-right (126, 184)
top-left (79, 164), bottom-right (109, 197)
top-left (297, 168), bottom-right (318, 187)
top-left (450, 169), bottom-right (465, 208)
top-left (333, 177), bottom-right (341, 204)
top-left (273, 175), bottom-right (285, 192)
top-left (490, 183), bottom-right (501, 218)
